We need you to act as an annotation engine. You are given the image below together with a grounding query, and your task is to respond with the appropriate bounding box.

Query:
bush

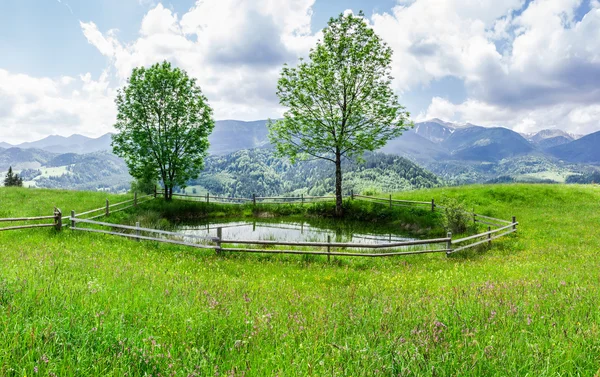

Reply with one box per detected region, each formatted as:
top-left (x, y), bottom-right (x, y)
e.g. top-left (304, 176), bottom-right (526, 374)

top-left (442, 198), bottom-right (471, 234)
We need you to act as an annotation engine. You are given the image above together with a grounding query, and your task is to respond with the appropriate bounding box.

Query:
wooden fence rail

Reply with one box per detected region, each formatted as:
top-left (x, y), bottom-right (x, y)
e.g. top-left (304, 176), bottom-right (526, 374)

top-left (450, 220), bottom-right (518, 253)
top-left (69, 216), bottom-right (217, 249)
top-left (0, 189), bottom-right (517, 259)
top-left (68, 214), bottom-right (453, 258)
top-left (73, 193), bottom-right (154, 220)
top-left (0, 208), bottom-right (62, 232)
top-left (158, 190), bottom-right (337, 204)
top-left (1, 187), bottom-right (519, 259)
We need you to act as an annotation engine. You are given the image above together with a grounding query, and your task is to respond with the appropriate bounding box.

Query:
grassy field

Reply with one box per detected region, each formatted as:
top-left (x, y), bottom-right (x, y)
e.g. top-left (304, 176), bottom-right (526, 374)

top-left (0, 184), bottom-right (599, 375)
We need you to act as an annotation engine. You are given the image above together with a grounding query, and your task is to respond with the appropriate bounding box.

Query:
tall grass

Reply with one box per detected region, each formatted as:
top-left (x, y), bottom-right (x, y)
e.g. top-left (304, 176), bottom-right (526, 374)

top-left (0, 184), bottom-right (599, 375)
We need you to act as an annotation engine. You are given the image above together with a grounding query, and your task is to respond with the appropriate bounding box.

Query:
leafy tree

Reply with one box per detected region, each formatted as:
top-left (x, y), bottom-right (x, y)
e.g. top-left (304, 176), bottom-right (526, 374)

top-left (112, 61), bottom-right (214, 200)
top-left (130, 164), bottom-right (158, 195)
top-left (4, 166), bottom-right (23, 187)
top-left (268, 12), bottom-right (412, 216)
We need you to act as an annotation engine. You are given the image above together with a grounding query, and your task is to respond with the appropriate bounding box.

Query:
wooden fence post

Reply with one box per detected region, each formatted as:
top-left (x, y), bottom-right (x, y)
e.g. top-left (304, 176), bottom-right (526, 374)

top-left (512, 216), bottom-right (517, 231)
top-left (206, 193), bottom-right (209, 204)
top-left (54, 207), bottom-right (62, 231)
top-left (389, 194), bottom-right (392, 208)
top-left (253, 193), bottom-right (256, 206)
top-left (105, 199), bottom-right (110, 217)
top-left (301, 194), bottom-right (304, 205)
top-left (134, 192), bottom-right (138, 207)
top-left (351, 190), bottom-right (354, 200)
top-left (473, 209), bottom-right (476, 224)
top-left (327, 235), bottom-right (331, 263)
top-left (488, 226), bottom-right (491, 245)
top-left (431, 199), bottom-right (435, 212)
top-left (446, 232), bottom-right (452, 256)
top-left (71, 210), bottom-right (76, 228)
top-left (216, 227), bottom-right (222, 255)
top-left (153, 185), bottom-right (157, 198)
top-left (135, 222), bottom-right (140, 241)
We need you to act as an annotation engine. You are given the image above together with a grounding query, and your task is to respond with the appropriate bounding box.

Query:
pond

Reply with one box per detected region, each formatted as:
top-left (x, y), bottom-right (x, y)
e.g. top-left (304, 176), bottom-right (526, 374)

top-left (178, 218), bottom-right (417, 244)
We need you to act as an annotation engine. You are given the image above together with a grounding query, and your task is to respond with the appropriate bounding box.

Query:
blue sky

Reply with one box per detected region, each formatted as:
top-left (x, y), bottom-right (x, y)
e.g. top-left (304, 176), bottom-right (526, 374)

top-left (1, 0), bottom-right (599, 143)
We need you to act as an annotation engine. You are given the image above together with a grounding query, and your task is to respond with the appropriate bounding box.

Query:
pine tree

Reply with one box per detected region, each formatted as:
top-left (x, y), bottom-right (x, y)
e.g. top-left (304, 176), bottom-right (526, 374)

top-left (4, 166), bottom-right (23, 187)
top-left (4, 166), bottom-right (14, 186)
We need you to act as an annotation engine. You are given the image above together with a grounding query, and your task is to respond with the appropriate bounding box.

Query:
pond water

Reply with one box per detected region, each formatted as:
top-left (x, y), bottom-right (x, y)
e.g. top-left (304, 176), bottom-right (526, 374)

top-left (178, 219), bottom-right (416, 244)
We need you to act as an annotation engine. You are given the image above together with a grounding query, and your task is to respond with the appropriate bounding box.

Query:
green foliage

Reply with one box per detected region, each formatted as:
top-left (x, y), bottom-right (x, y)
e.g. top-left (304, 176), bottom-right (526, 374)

top-left (130, 163), bottom-right (157, 194)
top-left (441, 197), bottom-right (472, 234)
top-left (1, 184), bottom-right (600, 375)
top-left (3, 166), bottom-right (23, 187)
top-left (269, 12), bottom-right (412, 215)
top-left (112, 61), bottom-right (214, 200)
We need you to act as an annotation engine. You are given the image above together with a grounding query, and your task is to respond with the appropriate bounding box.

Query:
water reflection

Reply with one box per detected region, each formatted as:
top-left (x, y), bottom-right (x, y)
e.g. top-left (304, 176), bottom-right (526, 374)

top-left (179, 220), bottom-right (415, 244)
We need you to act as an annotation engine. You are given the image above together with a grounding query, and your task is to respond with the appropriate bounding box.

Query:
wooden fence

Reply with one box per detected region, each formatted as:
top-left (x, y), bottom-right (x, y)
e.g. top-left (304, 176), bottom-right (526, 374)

top-left (72, 193), bottom-right (154, 221)
top-left (0, 207), bottom-right (62, 232)
top-left (1, 188), bottom-right (518, 259)
top-left (0, 192), bottom-right (154, 234)
top-left (155, 190), bottom-right (438, 210)
top-left (67, 213), bottom-right (453, 259)
top-left (450, 215), bottom-right (518, 253)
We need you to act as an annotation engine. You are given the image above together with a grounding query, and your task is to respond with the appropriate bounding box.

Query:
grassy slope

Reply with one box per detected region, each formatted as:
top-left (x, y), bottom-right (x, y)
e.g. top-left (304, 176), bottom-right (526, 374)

top-left (0, 184), bottom-right (599, 376)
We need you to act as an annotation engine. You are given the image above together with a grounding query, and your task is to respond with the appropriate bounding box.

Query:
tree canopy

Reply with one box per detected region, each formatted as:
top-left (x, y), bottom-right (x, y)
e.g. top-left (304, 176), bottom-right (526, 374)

top-left (268, 12), bottom-right (412, 216)
top-left (112, 61), bottom-right (214, 200)
top-left (4, 167), bottom-right (23, 187)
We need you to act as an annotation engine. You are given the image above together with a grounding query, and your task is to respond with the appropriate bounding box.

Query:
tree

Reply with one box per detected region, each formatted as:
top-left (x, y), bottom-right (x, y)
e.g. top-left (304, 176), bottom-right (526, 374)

top-left (4, 166), bottom-right (23, 187)
top-left (112, 61), bottom-right (214, 200)
top-left (130, 163), bottom-right (158, 195)
top-left (268, 12), bottom-right (411, 216)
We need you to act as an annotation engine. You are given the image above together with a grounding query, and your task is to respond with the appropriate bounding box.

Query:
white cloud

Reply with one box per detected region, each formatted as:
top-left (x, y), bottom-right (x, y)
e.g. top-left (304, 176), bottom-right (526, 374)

top-left (0, 69), bottom-right (116, 144)
top-left (374, 0), bottom-right (600, 133)
top-left (80, 21), bottom-right (116, 57)
top-left (80, 0), bottom-right (317, 121)
top-left (3, 0), bottom-right (600, 144)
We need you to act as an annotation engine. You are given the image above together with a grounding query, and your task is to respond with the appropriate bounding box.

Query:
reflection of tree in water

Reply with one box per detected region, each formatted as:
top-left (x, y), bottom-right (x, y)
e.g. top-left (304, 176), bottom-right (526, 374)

top-left (181, 220), bottom-right (413, 244)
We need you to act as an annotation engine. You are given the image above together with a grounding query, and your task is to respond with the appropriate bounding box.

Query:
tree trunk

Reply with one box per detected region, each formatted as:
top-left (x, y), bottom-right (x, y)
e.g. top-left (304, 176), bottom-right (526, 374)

top-left (165, 185), bottom-right (172, 201)
top-left (335, 151), bottom-right (343, 217)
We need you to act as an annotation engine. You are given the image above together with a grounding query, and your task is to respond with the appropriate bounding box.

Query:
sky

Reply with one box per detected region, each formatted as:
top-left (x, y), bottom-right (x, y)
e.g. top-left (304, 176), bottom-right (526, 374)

top-left (0, 0), bottom-right (599, 143)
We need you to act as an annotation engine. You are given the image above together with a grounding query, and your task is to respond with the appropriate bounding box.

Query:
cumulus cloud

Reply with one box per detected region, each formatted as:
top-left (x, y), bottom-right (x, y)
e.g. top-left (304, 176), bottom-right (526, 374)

top-left (0, 69), bottom-right (116, 144)
top-left (79, 0), bottom-right (317, 121)
top-left (3, 0), bottom-right (600, 143)
top-left (376, 0), bottom-right (600, 133)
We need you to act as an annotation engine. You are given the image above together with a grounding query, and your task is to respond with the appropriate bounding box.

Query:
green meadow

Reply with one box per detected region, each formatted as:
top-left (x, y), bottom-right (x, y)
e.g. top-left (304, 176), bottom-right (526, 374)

top-left (0, 184), bottom-right (599, 376)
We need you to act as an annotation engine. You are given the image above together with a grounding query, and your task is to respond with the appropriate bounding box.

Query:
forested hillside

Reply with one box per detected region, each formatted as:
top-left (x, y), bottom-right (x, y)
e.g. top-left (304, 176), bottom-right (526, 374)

top-left (188, 149), bottom-right (442, 197)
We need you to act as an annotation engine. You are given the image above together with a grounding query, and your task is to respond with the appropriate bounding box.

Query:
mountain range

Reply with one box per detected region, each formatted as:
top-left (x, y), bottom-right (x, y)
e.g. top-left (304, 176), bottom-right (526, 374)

top-left (2, 118), bottom-right (595, 162)
top-left (1, 119), bottom-right (599, 191)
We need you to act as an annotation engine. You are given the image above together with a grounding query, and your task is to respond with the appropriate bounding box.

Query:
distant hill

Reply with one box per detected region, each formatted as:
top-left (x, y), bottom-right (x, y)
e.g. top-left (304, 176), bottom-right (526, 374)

top-left (208, 119), bottom-right (270, 155)
top-left (530, 129), bottom-right (574, 143)
top-left (380, 131), bottom-right (450, 162)
top-left (441, 126), bottom-right (533, 162)
top-left (528, 129), bottom-right (574, 150)
top-left (0, 147), bottom-right (131, 192)
top-left (0, 147), bottom-right (56, 170)
top-left (411, 119), bottom-right (455, 143)
top-left (2, 119), bottom-right (599, 190)
top-left (1, 134), bottom-right (114, 154)
top-left (189, 149), bottom-right (442, 197)
top-left (548, 131), bottom-right (600, 163)
top-left (1, 120), bottom-right (272, 156)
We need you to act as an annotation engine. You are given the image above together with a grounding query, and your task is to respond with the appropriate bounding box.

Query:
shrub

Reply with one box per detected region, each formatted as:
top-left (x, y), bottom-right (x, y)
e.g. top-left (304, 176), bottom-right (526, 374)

top-left (442, 198), bottom-right (471, 234)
